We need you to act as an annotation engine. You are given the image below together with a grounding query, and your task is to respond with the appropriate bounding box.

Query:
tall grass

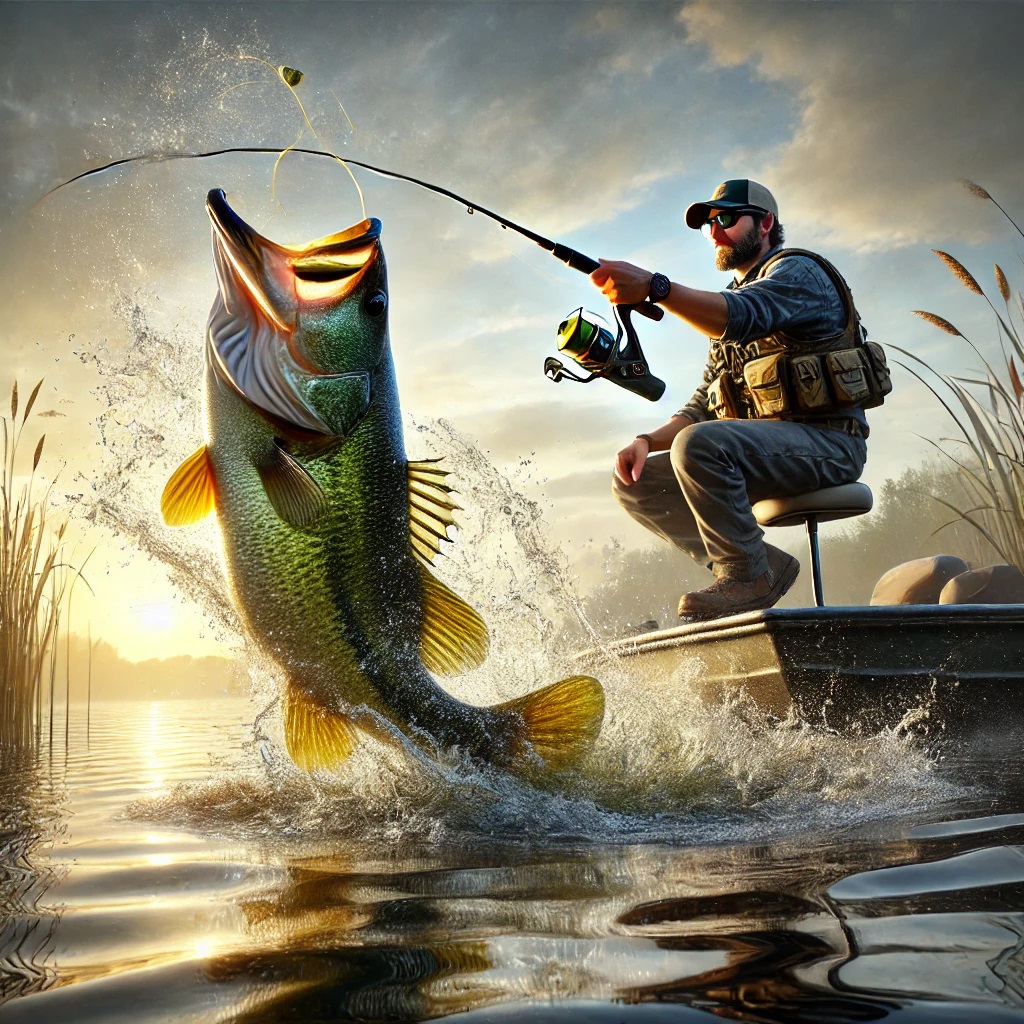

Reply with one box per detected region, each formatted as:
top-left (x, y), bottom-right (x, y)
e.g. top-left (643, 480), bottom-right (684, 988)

top-left (0, 380), bottom-right (85, 754)
top-left (893, 182), bottom-right (1024, 570)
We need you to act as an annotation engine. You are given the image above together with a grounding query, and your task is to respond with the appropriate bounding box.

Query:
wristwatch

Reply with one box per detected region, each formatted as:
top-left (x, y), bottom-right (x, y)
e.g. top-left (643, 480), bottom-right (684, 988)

top-left (648, 272), bottom-right (671, 304)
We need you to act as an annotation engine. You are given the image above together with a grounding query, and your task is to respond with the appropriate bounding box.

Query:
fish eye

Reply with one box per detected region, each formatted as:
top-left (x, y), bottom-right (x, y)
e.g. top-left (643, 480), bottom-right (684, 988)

top-left (364, 290), bottom-right (387, 317)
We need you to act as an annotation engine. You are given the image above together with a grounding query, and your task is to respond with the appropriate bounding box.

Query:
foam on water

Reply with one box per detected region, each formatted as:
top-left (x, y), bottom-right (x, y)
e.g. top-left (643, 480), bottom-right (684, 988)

top-left (84, 300), bottom-right (962, 848)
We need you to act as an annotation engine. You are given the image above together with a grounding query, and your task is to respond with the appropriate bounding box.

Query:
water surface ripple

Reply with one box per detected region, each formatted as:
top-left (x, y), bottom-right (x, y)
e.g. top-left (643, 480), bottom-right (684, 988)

top-left (2, 697), bottom-right (1024, 1022)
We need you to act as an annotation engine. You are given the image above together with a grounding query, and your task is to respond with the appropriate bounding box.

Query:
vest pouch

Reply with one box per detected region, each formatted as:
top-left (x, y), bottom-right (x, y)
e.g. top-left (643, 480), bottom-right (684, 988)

top-left (860, 341), bottom-right (893, 409)
top-left (742, 353), bottom-right (791, 418)
top-left (825, 349), bottom-right (871, 406)
top-left (788, 354), bottom-right (831, 411)
top-left (707, 371), bottom-right (743, 420)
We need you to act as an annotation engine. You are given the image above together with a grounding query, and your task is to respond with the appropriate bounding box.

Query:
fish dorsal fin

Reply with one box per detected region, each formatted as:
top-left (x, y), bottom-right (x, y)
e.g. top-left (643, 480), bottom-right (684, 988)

top-left (407, 459), bottom-right (461, 567)
top-left (284, 680), bottom-right (362, 772)
top-left (417, 563), bottom-right (488, 675)
top-left (161, 445), bottom-right (217, 526)
top-left (496, 675), bottom-right (605, 771)
top-left (257, 440), bottom-right (328, 528)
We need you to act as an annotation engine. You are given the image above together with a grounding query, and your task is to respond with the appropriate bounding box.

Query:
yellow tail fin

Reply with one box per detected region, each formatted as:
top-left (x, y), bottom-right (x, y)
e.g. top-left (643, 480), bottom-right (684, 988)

top-left (497, 675), bottom-right (605, 771)
top-left (284, 680), bottom-right (362, 772)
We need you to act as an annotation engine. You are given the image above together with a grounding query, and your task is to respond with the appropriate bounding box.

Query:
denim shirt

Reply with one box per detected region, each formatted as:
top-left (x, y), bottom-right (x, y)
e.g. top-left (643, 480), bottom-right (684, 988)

top-left (679, 247), bottom-right (868, 427)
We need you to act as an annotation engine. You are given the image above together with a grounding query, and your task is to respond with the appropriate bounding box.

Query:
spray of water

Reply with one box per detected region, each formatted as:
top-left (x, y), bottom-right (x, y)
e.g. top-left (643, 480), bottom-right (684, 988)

top-left (79, 297), bottom-right (958, 848)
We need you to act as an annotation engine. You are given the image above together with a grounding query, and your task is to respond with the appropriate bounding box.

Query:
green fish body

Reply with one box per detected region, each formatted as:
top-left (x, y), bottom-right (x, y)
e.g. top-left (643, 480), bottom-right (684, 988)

top-left (162, 190), bottom-right (603, 774)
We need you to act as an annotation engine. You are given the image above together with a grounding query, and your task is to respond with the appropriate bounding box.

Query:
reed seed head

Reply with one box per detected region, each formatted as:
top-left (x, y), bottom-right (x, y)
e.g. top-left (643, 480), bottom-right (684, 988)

top-left (11, 380), bottom-right (17, 420)
top-left (932, 249), bottom-right (983, 296)
top-left (22, 379), bottom-right (43, 426)
top-left (913, 310), bottom-right (963, 336)
top-left (995, 264), bottom-right (1012, 303)
top-left (960, 178), bottom-right (993, 201)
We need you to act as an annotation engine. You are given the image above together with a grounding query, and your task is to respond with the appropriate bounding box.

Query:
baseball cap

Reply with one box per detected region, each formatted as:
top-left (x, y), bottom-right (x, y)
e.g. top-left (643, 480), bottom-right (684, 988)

top-left (685, 179), bottom-right (779, 230)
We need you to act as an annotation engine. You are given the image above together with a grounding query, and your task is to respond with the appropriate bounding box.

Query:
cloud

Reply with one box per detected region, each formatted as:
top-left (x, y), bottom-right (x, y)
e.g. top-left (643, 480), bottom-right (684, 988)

top-left (680, 0), bottom-right (1024, 250)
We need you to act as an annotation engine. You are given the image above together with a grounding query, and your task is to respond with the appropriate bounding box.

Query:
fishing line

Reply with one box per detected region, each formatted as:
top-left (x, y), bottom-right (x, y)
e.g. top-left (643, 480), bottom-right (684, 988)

top-left (42, 144), bottom-right (668, 400)
top-left (232, 56), bottom-right (367, 219)
top-left (40, 146), bottom-right (602, 277)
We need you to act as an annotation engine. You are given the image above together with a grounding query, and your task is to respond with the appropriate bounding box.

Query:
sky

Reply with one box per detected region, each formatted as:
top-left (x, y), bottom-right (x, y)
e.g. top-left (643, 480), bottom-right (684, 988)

top-left (2, 0), bottom-right (1022, 662)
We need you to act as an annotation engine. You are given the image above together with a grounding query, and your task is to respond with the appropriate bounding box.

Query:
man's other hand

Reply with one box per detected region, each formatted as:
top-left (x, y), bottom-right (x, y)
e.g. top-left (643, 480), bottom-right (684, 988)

top-left (614, 436), bottom-right (651, 487)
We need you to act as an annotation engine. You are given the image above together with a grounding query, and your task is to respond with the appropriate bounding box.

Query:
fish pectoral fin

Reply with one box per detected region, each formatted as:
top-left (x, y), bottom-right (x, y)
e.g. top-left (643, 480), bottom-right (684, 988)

top-left (407, 459), bottom-right (461, 566)
top-left (257, 440), bottom-right (328, 528)
top-left (497, 675), bottom-right (605, 771)
top-left (284, 681), bottom-right (363, 772)
top-left (417, 563), bottom-right (489, 675)
top-left (161, 445), bottom-right (217, 526)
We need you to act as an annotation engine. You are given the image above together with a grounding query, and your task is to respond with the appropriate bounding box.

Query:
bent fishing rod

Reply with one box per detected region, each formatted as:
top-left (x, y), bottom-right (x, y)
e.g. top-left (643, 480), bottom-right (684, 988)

top-left (44, 146), bottom-right (667, 401)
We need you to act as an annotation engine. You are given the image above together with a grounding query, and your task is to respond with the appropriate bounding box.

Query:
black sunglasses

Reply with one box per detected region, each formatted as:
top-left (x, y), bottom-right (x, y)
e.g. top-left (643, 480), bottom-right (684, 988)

top-left (701, 208), bottom-right (762, 232)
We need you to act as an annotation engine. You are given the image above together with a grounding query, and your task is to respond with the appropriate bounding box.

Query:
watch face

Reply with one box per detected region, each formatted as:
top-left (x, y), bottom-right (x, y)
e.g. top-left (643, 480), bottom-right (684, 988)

top-left (650, 273), bottom-right (670, 301)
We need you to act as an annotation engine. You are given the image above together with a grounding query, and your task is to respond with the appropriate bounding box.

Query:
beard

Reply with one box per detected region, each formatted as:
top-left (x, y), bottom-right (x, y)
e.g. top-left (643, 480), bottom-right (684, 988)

top-left (715, 222), bottom-right (764, 272)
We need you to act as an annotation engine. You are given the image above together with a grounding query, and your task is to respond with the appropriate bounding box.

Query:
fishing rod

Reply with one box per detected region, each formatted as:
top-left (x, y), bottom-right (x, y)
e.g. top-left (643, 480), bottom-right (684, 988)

top-left (44, 146), bottom-right (667, 401)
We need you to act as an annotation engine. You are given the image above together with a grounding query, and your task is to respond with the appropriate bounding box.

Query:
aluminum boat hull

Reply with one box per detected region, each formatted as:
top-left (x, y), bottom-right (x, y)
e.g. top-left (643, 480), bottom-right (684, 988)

top-left (579, 605), bottom-right (1024, 735)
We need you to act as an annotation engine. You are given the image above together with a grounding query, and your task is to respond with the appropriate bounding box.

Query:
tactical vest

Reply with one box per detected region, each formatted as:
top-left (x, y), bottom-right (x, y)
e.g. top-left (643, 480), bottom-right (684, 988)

top-left (704, 248), bottom-right (892, 421)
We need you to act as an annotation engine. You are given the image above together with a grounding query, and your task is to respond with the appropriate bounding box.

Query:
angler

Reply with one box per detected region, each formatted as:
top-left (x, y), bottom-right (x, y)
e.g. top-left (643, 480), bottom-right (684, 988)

top-left (594, 179), bottom-right (891, 620)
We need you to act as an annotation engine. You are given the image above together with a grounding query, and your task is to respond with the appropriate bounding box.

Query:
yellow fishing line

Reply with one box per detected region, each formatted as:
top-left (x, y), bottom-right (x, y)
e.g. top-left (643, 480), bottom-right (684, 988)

top-left (236, 54), bottom-right (366, 220)
top-left (216, 80), bottom-right (268, 106)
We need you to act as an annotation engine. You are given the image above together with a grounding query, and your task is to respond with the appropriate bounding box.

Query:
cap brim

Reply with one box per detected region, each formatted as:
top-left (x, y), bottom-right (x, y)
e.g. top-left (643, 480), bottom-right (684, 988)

top-left (685, 199), bottom-right (756, 229)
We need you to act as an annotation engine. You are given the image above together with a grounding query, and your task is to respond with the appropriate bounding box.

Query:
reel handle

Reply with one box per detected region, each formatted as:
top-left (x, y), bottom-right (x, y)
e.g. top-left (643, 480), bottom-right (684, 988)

top-left (612, 305), bottom-right (666, 402)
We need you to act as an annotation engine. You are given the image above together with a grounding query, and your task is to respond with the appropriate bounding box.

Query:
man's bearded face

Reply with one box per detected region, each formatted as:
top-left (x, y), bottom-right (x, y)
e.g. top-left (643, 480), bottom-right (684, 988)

top-left (715, 218), bottom-right (763, 272)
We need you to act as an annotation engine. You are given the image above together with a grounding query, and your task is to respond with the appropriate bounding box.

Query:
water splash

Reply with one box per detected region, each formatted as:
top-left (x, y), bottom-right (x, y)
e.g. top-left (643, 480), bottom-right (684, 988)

top-left (80, 298), bottom-right (959, 847)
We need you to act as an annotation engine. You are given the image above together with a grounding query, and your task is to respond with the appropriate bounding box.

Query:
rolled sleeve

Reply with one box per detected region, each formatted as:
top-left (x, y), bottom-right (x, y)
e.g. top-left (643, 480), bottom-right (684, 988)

top-left (720, 256), bottom-right (846, 345)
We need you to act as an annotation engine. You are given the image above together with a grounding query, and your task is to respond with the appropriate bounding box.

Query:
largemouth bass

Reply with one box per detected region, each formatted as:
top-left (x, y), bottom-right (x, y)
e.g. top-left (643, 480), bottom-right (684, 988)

top-left (161, 189), bottom-right (604, 774)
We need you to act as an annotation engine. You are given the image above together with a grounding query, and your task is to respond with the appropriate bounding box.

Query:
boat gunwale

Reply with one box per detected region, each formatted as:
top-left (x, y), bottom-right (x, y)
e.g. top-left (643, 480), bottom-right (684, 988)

top-left (591, 604), bottom-right (1024, 660)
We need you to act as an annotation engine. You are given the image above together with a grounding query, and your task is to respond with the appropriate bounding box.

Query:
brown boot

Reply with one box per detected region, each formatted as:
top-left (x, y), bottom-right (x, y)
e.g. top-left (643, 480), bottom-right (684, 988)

top-left (678, 547), bottom-right (800, 619)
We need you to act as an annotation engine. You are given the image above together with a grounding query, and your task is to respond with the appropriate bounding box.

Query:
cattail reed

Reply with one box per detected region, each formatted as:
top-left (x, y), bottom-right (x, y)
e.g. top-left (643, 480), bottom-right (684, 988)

top-left (0, 379), bottom-right (80, 757)
top-left (932, 249), bottom-right (983, 296)
top-left (917, 236), bottom-right (1024, 570)
top-left (913, 310), bottom-right (963, 336)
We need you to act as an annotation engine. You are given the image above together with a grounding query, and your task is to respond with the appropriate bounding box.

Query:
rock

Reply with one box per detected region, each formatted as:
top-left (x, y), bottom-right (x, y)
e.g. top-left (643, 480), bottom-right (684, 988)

top-left (870, 555), bottom-right (971, 606)
top-left (939, 564), bottom-right (1024, 604)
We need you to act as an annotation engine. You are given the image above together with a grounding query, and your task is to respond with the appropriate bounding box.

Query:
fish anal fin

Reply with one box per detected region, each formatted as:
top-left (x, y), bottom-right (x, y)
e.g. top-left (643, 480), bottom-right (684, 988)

top-left (408, 458), bottom-right (461, 567)
top-left (284, 681), bottom-right (362, 773)
top-left (258, 440), bottom-right (328, 528)
top-left (161, 445), bottom-right (217, 526)
top-left (498, 675), bottom-right (605, 771)
top-left (418, 563), bottom-right (488, 675)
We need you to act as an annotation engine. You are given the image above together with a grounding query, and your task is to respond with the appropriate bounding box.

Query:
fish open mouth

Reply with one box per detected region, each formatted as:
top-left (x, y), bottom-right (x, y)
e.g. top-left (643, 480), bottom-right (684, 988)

top-left (204, 190), bottom-right (386, 436)
top-left (206, 188), bottom-right (383, 319)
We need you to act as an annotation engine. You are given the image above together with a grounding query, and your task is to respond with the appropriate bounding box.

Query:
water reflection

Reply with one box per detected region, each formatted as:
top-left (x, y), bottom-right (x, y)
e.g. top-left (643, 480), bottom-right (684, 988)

top-left (0, 749), bottom-right (65, 1002)
top-left (184, 834), bottom-right (1024, 1022)
top-left (5, 700), bottom-right (1024, 1022)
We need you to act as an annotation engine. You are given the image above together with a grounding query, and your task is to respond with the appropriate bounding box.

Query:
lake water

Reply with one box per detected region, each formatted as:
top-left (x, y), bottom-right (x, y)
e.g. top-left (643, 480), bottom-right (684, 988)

top-left (3, 691), bottom-right (1024, 1023)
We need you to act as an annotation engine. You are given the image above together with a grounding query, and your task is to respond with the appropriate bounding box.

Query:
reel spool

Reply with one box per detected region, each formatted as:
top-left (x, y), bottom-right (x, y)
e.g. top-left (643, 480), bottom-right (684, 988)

top-left (545, 305), bottom-right (666, 402)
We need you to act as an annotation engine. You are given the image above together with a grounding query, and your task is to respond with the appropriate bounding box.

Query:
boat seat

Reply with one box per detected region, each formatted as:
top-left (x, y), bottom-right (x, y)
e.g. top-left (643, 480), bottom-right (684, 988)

top-left (752, 482), bottom-right (873, 607)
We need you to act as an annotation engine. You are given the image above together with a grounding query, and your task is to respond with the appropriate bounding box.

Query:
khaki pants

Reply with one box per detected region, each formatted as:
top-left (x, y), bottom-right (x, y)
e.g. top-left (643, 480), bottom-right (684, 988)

top-left (612, 419), bottom-right (867, 582)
